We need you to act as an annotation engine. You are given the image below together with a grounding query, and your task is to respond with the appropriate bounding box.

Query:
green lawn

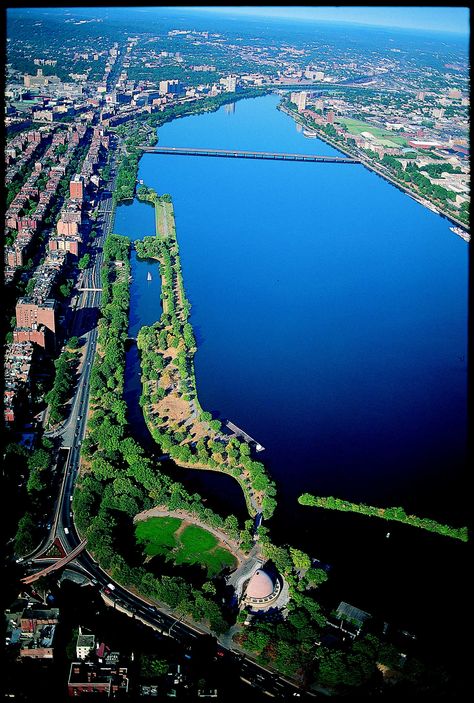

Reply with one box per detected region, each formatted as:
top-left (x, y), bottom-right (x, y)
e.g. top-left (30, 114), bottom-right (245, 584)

top-left (179, 524), bottom-right (217, 552)
top-left (337, 117), bottom-right (408, 147)
top-left (135, 517), bottom-right (237, 577)
top-left (135, 516), bottom-right (181, 556)
top-left (154, 200), bottom-right (176, 239)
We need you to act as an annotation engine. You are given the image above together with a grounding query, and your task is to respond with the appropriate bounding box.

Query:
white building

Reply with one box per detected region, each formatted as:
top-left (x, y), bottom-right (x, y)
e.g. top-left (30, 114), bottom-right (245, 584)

top-left (76, 628), bottom-right (95, 660)
top-left (290, 91), bottom-right (307, 113)
top-left (220, 75), bottom-right (237, 92)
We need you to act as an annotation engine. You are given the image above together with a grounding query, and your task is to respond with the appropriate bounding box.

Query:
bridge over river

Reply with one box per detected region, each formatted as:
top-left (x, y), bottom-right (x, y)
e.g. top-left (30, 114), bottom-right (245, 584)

top-left (138, 145), bottom-right (359, 164)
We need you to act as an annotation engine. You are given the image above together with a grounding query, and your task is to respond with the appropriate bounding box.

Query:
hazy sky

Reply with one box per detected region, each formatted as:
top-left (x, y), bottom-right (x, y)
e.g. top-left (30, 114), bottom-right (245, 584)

top-left (180, 6), bottom-right (470, 35)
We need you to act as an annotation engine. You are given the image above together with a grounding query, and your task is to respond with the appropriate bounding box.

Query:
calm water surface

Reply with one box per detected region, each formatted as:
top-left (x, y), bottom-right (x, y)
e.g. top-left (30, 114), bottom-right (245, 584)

top-left (114, 94), bottom-right (469, 646)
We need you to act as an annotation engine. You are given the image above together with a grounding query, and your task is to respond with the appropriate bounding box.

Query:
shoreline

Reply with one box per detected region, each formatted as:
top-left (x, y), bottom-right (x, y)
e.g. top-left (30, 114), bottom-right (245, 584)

top-left (279, 103), bottom-right (470, 233)
top-left (134, 188), bottom-right (274, 519)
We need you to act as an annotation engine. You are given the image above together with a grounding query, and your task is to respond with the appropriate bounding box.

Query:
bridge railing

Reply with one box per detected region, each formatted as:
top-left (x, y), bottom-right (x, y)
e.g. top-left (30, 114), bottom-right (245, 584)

top-left (138, 146), bottom-right (358, 163)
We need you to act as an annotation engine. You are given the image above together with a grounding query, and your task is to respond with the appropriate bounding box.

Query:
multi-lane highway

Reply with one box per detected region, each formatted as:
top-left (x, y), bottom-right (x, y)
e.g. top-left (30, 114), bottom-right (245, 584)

top-left (23, 138), bottom-right (313, 699)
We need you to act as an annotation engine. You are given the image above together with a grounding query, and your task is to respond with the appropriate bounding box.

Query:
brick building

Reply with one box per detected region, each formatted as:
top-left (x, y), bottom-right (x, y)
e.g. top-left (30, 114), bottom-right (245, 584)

top-left (49, 236), bottom-right (80, 257)
top-left (18, 607), bottom-right (59, 660)
top-left (4, 341), bottom-right (34, 424)
top-left (70, 174), bottom-right (85, 200)
top-left (68, 661), bottom-right (129, 697)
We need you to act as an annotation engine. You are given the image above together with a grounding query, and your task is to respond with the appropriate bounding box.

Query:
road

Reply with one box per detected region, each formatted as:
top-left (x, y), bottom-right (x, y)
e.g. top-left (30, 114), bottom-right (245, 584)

top-left (23, 138), bottom-right (313, 700)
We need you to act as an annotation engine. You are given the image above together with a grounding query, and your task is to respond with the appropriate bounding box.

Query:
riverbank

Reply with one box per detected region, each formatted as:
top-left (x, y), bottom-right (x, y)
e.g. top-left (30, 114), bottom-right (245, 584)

top-left (298, 493), bottom-right (469, 542)
top-left (279, 103), bottom-right (470, 232)
top-left (134, 186), bottom-right (277, 520)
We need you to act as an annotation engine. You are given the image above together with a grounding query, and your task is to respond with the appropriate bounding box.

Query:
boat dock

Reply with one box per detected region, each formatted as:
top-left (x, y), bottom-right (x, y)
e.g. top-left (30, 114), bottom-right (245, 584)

top-left (225, 421), bottom-right (265, 451)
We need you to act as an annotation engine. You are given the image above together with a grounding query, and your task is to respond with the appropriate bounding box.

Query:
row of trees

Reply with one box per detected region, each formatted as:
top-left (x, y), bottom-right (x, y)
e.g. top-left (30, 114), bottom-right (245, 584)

top-left (5, 439), bottom-right (55, 556)
top-left (114, 151), bottom-right (141, 202)
top-left (298, 493), bottom-right (468, 542)
top-left (236, 536), bottom-right (330, 679)
top-left (237, 528), bottom-right (443, 692)
top-left (45, 347), bottom-right (78, 425)
top-left (75, 227), bottom-right (245, 634)
top-left (111, 89), bottom-right (271, 206)
top-left (134, 189), bottom-right (277, 519)
top-left (284, 101), bottom-right (468, 226)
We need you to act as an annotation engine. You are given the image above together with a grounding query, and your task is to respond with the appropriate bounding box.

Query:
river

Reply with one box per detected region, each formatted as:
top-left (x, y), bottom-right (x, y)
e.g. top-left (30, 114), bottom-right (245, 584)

top-left (113, 94), bottom-right (469, 657)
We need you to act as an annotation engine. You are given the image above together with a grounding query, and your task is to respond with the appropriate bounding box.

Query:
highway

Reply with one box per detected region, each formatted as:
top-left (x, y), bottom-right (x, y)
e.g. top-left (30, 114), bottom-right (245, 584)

top-left (22, 138), bottom-right (314, 699)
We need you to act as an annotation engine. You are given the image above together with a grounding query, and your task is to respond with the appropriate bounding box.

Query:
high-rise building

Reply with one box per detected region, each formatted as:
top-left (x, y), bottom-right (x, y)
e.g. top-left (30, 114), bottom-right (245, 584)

top-left (159, 79), bottom-right (183, 96)
top-left (220, 75), bottom-right (237, 92)
top-left (290, 91), bottom-right (307, 113)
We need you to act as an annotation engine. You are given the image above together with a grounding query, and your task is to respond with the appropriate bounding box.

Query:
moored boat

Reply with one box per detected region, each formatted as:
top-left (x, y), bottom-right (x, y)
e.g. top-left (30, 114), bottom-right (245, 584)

top-left (450, 226), bottom-right (470, 242)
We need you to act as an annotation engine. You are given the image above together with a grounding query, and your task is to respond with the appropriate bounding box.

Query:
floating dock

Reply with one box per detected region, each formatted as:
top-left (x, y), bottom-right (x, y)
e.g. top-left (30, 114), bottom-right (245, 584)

top-left (225, 420), bottom-right (265, 451)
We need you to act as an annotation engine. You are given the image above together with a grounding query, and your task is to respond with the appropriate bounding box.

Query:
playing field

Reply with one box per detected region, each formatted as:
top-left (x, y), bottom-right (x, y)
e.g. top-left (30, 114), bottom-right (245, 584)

top-left (337, 117), bottom-right (408, 147)
top-left (135, 517), bottom-right (237, 576)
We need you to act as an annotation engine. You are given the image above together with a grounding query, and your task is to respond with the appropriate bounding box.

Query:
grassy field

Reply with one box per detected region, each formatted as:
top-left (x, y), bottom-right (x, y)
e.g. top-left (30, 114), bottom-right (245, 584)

top-left (155, 200), bottom-right (176, 239)
top-left (337, 117), bottom-right (408, 146)
top-left (135, 517), bottom-right (237, 576)
top-left (136, 516), bottom-right (181, 556)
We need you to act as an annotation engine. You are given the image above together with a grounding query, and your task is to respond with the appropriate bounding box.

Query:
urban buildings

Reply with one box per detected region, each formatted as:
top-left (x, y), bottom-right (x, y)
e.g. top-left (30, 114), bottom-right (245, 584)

top-left (70, 174), bottom-right (85, 200)
top-left (290, 90), bottom-right (307, 112)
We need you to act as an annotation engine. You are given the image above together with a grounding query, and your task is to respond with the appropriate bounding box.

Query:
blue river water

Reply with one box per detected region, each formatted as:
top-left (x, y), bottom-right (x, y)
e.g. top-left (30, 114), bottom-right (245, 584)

top-left (114, 94), bottom-right (469, 647)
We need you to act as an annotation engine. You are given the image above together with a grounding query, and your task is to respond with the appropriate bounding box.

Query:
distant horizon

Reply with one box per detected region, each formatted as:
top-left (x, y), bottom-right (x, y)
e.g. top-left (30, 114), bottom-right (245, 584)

top-left (7, 6), bottom-right (470, 36)
top-left (167, 5), bottom-right (470, 36)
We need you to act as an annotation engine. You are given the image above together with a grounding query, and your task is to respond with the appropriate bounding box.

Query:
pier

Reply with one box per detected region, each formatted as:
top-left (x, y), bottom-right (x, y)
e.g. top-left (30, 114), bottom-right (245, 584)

top-left (226, 420), bottom-right (265, 451)
top-left (138, 145), bottom-right (359, 164)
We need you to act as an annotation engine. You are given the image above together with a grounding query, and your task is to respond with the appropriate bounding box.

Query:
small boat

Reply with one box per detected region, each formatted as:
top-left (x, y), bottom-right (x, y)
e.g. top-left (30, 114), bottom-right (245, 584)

top-left (147, 271), bottom-right (152, 281)
top-left (450, 226), bottom-right (470, 242)
top-left (303, 129), bottom-right (318, 138)
top-left (386, 532), bottom-right (391, 538)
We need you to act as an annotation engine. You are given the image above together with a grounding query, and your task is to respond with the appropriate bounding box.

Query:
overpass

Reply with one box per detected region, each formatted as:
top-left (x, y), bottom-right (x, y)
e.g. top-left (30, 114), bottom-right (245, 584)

top-left (21, 539), bottom-right (88, 584)
top-left (139, 145), bottom-right (359, 164)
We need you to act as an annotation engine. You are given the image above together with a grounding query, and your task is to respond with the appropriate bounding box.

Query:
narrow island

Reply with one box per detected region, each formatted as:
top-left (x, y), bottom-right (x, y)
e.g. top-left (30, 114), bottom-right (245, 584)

top-left (134, 185), bottom-right (277, 520)
top-left (298, 493), bottom-right (468, 542)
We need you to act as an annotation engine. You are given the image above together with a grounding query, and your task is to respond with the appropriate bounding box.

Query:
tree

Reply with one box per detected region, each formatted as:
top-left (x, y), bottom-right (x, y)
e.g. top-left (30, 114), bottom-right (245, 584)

top-left (68, 336), bottom-right (80, 349)
top-left (15, 512), bottom-right (37, 555)
top-left (304, 568), bottom-right (328, 588)
top-left (78, 253), bottom-right (91, 269)
top-left (140, 655), bottom-right (169, 678)
top-left (28, 448), bottom-right (50, 472)
top-left (290, 547), bottom-right (311, 571)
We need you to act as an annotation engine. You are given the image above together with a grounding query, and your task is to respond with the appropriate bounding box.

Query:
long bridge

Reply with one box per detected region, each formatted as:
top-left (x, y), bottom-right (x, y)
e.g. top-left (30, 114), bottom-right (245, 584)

top-left (139, 145), bottom-right (359, 164)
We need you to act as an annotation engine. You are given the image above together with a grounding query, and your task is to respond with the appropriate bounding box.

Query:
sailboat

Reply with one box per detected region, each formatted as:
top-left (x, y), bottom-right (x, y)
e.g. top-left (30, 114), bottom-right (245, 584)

top-left (147, 271), bottom-right (152, 281)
